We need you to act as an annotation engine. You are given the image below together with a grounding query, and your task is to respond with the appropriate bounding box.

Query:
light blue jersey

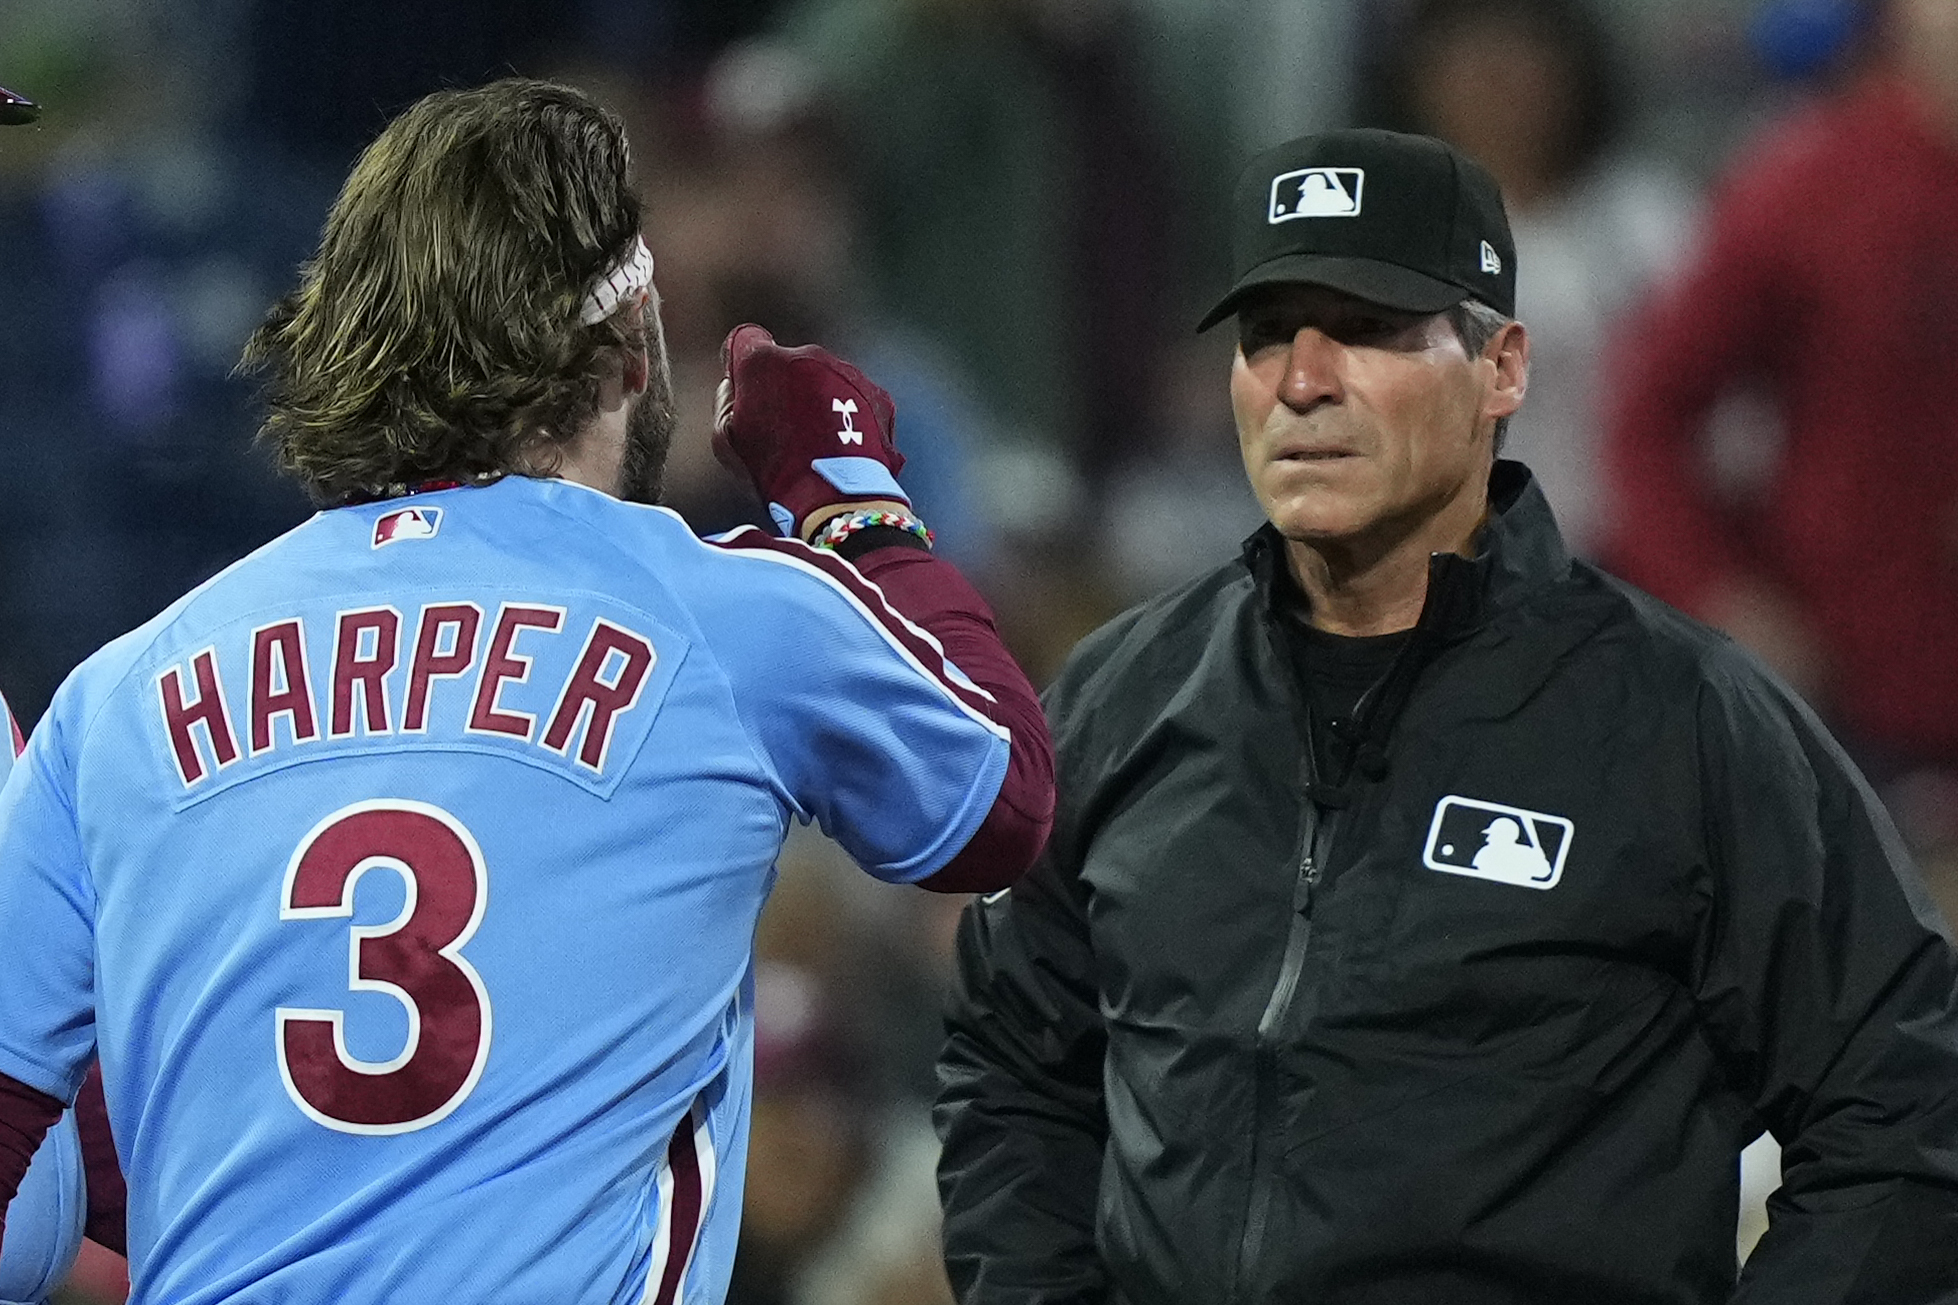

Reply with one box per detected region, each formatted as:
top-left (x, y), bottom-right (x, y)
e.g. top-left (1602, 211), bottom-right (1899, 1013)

top-left (0, 1113), bottom-right (84, 1305)
top-left (0, 688), bottom-right (89, 1305)
top-left (0, 478), bottom-right (1009, 1304)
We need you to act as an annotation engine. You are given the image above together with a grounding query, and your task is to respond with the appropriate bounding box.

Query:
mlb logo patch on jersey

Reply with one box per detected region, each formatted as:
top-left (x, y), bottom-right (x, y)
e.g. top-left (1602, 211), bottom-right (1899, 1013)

top-left (373, 506), bottom-right (443, 548)
top-left (1422, 795), bottom-right (1573, 890)
top-left (1269, 167), bottom-right (1364, 222)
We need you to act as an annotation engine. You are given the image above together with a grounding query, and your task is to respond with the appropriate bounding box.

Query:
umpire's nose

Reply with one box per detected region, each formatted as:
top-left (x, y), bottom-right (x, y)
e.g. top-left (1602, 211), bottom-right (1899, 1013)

top-left (1278, 327), bottom-right (1346, 415)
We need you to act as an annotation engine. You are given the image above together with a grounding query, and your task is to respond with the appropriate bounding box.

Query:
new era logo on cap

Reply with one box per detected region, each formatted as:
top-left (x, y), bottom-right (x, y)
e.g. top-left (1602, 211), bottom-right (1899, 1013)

top-left (1269, 168), bottom-right (1364, 222)
top-left (1480, 240), bottom-right (1502, 275)
top-left (1422, 795), bottom-right (1574, 890)
top-left (373, 506), bottom-right (443, 548)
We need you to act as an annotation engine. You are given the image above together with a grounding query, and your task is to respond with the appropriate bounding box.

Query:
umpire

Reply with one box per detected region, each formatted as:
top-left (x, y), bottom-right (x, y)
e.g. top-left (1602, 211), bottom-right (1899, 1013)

top-left (935, 128), bottom-right (1958, 1304)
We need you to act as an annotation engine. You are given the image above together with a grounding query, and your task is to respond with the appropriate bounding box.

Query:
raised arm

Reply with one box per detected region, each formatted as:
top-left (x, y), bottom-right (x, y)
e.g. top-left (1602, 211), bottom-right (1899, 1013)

top-left (714, 324), bottom-right (1053, 893)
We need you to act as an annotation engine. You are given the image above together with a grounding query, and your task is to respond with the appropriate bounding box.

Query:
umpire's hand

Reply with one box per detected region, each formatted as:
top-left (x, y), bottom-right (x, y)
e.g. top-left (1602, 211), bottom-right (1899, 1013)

top-left (713, 324), bottom-right (910, 541)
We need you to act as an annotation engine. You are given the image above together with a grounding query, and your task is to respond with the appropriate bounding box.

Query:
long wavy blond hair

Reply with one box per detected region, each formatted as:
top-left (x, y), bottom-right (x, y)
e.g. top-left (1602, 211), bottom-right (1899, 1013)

top-left (242, 79), bottom-right (643, 504)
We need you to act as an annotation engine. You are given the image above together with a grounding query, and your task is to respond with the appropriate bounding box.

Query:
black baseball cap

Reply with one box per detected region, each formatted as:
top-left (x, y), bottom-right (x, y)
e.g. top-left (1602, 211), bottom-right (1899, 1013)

top-left (1197, 128), bottom-right (1516, 331)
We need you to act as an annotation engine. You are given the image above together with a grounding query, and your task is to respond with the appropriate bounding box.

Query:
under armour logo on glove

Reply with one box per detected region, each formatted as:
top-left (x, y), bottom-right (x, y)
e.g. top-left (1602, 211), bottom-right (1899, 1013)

top-left (714, 324), bottom-right (908, 539)
top-left (834, 398), bottom-right (863, 445)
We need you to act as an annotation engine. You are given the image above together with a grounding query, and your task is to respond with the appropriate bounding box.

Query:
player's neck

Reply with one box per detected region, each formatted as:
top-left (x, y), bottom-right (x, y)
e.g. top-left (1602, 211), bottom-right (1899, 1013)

top-left (553, 407), bottom-right (628, 498)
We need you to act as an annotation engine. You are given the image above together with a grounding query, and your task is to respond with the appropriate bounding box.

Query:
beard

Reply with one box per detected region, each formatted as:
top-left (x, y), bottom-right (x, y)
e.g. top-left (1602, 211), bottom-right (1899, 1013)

top-left (616, 325), bottom-right (678, 506)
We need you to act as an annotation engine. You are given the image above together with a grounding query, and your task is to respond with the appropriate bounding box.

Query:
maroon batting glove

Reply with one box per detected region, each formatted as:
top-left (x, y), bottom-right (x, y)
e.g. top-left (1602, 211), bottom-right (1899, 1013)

top-left (713, 324), bottom-right (909, 539)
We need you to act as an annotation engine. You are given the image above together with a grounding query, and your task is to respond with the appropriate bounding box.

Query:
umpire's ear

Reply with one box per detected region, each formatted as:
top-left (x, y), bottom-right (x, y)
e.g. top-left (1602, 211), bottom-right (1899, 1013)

top-left (1481, 319), bottom-right (1529, 425)
top-left (623, 343), bottom-right (648, 396)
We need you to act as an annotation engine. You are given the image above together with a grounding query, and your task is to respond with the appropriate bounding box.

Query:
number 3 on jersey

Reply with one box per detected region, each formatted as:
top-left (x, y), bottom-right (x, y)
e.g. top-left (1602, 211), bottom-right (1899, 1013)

top-left (276, 799), bottom-right (493, 1134)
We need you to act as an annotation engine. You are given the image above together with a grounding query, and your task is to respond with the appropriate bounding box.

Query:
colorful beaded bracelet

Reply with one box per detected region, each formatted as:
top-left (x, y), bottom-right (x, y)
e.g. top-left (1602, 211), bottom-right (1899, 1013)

top-left (812, 507), bottom-right (934, 551)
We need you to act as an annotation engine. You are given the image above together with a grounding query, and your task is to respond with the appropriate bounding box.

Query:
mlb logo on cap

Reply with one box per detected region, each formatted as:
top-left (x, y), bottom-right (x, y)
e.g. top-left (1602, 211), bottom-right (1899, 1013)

top-left (373, 506), bottom-right (443, 548)
top-left (1269, 168), bottom-right (1365, 222)
top-left (1198, 128), bottom-right (1517, 330)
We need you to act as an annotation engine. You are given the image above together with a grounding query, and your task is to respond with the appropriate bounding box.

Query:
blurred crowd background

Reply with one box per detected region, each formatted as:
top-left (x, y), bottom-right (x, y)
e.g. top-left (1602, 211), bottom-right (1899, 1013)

top-left (4, 0), bottom-right (1955, 1301)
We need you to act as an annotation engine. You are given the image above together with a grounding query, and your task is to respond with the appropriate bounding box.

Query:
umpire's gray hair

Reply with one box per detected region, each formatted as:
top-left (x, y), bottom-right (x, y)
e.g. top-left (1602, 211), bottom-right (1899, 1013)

top-left (1446, 297), bottom-right (1519, 453)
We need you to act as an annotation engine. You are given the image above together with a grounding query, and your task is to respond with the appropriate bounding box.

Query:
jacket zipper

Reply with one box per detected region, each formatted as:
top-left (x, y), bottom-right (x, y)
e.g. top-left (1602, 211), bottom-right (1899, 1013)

top-left (1232, 724), bottom-right (1337, 1301)
top-left (1222, 534), bottom-right (1460, 1300)
top-left (1256, 831), bottom-right (1323, 1041)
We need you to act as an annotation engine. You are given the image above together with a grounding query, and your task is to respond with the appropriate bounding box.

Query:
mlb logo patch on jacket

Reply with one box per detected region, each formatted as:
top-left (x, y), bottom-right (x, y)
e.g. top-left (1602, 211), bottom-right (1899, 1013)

top-left (373, 506), bottom-right (443, 548)
top-left (1422, 795), bottom-right (1574, 890)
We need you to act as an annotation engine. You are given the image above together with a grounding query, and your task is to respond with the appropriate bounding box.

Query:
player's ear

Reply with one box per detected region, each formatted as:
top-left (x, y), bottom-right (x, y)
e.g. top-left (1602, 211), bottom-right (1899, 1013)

top-left (618, 297), bottom-right (651, 397)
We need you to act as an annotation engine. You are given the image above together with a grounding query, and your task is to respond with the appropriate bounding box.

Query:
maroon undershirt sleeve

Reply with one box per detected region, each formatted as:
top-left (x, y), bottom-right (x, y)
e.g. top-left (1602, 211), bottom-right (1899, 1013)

top-left (0, 1071), bottom-right (64, 1255)
top-left (853, 547), bottom-right (1055, 893)
top-left (75, 1064), bottom-right (125, 1255)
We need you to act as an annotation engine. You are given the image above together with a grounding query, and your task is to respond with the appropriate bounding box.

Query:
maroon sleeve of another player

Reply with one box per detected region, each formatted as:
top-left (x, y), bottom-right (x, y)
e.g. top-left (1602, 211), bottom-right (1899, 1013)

top-left (853, 548), bottom-right (1054, 894)
top-left (0, 1071), bottom-right (65, 1253)
top-left (75, 1063), bottom-right (125, 1254)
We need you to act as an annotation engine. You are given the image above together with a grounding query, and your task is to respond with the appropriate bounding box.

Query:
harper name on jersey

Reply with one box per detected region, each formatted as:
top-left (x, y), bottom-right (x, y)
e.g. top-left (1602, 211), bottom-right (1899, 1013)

top-left (157, 601), bottom-right (657, 790)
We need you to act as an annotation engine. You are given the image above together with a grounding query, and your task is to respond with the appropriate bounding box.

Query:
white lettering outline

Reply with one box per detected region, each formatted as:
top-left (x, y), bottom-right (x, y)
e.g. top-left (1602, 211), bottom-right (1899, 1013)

top-left (401, 601), bottom-right (487, 735)
top-left (328, 606), bottom-right (404, 740)
top-left (465, 603), bottom-right (567, 742)
top-left (540, 617), bottom-right (657, 775)
top-left (274, 798), bottom-right (493, 1137)
top-left (247, 617), bottom-right (320, 757)
top-left (156, 646), bottom-right (239, 787)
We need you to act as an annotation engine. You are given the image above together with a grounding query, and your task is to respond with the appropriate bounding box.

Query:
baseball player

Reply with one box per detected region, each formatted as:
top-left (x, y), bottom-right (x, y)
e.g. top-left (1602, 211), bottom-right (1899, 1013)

top-left (0, 79), bottom-right (82, 1305)
top-left (0, 692), bottom-right (76, 1305)
top-left (3, 689), bottom-right (121, 1305)
top-left (0, 687), bottom-right (79, 1305)
top-left (0, 83), bottom-right (145, 1305)
top-left (0, 688), bottom-right (125, 1305)
top-left (0, 78), bottom-right (1051, 1303)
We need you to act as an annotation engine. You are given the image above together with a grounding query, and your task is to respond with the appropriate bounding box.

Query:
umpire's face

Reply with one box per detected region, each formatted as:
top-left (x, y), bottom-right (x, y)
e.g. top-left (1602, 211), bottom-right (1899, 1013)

top-left (1231, 284), bottom-right (1525, 558)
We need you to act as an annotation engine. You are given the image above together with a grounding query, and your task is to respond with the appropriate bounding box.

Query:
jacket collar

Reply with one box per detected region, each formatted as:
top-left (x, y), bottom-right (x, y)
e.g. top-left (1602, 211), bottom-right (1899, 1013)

top-left (1239, 459), bottom-right (1570, 639)
top-left (1238, 461), bottom-right (1572, 795)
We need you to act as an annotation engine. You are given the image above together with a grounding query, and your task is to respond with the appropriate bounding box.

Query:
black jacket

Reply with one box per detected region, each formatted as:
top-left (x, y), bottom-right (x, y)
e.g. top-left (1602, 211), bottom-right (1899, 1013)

top-left (936, 463), bottom-right (1958, 1305)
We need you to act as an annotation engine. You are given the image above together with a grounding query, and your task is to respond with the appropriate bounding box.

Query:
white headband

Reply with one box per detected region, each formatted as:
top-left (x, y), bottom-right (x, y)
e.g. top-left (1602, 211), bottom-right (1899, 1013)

top-left (579, 236), bottom-right (655, 326)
